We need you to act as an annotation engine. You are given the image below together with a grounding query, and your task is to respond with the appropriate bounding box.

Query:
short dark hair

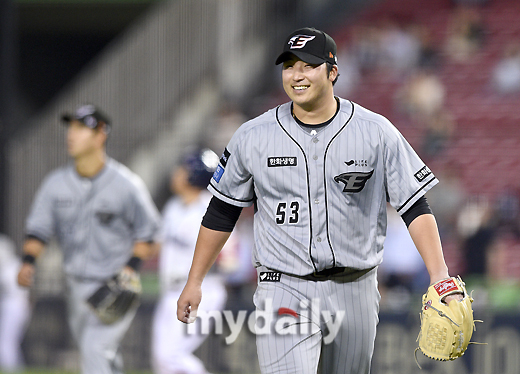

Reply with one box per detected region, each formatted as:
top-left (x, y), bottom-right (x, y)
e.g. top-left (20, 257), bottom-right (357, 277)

top-left (326, 62), bottom-right (339, 86)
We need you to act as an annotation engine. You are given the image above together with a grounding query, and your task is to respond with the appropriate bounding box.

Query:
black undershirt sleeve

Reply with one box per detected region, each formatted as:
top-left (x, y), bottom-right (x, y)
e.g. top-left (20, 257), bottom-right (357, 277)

top-left (201, 196), bottom-right (243, 232)
top-left (401, 196), bottom-right (433, 227)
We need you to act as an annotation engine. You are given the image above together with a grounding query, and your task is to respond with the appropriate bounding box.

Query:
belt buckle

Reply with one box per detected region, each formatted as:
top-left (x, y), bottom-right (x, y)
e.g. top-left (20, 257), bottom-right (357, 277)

top-left (313, 267), bottom-right (348, 279)
top-left (312, 269), bottom-right (332, 279)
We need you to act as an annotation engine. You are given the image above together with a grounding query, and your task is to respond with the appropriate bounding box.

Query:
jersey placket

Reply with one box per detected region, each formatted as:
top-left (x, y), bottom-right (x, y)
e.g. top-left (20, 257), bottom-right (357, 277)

top-left (77, 178), bottom-right (96, 278)
top-left (306, 133), bottom-right (334, 270)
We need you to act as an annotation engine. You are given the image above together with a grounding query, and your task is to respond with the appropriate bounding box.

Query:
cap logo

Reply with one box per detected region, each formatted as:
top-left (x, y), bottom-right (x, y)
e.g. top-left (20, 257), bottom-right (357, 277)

top-left (84, 115), bottom-right (97, 128)
top-left (75, 104), bottom-right (96, 118)
top-left (288, 35), bottom-right (315, 49)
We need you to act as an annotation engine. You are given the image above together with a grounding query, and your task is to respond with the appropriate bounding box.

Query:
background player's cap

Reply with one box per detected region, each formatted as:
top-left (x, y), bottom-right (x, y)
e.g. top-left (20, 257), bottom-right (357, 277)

top-left (61, 104), bottom-right (111, 132)
top-left (181, 148), bottom-right (220, 188)
top-left (275, 27), bottom-right (337, 66)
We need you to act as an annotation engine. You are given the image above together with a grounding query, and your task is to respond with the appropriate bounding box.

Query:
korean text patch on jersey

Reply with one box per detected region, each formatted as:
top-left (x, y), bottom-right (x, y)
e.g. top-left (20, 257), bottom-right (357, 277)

top-left (220, 148), bottom-right (231, 167)
top-left (414, 166), bottom-right (432, 182)
top-left (267, 157), bottom-right (297, 167)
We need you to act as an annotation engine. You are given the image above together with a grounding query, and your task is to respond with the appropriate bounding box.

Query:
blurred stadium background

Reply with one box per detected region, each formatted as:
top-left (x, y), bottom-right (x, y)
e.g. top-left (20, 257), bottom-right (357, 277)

top-left (1, 0), bottom-right (520, 373)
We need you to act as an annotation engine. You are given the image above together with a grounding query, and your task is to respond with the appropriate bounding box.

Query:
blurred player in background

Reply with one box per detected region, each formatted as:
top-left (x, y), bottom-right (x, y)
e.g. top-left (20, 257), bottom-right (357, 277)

top-left (0, 233), bottom-right (30, 373)
top-left (152, 148), bottom-right (244, 374)
top-left (17, 104), bottom-right (161, 374)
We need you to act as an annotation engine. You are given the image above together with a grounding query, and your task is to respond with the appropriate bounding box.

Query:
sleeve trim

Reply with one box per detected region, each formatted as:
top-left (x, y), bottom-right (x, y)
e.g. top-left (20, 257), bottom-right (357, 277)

top-left (207, 183), bottom-right (254, 207)
top-left (396, 177), bottom-right (438, 213)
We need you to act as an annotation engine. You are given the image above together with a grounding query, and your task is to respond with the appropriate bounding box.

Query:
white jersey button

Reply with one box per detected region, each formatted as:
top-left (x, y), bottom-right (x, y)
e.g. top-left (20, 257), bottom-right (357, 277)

top-left (313, 155), bottom-right (318, 160)
top-left (314, 199), bottom-right (319, 204)
top-left (312, 138), bottom-right (319, 143)
top-left (316, 237), bottom-right (322, 242)
top-left (81, 179), bottom-right (92, 190)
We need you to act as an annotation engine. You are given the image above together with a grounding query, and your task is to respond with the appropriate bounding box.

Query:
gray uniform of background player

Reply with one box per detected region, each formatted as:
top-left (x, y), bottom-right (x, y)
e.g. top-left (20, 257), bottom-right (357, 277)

top-left (25, 158), bottom-right (160, 374)
top-left (208, 98), bottom-right (438, 373)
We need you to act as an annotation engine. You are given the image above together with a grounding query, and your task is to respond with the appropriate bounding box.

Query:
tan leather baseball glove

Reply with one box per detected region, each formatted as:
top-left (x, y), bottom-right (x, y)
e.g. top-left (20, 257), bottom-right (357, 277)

top-left (415, 276), bottom-right (478, 367)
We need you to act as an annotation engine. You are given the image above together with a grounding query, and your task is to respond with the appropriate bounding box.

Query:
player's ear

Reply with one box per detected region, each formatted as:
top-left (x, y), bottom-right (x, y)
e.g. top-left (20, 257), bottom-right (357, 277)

top-left (328, 65), bottom-right (338, 83)
top-left (95, 123), bottom-right (109, 145)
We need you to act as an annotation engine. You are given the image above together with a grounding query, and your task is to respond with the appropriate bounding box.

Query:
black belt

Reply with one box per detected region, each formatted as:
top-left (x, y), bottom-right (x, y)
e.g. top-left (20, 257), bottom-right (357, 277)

top-left (294, 266), bottom-right (375, 282)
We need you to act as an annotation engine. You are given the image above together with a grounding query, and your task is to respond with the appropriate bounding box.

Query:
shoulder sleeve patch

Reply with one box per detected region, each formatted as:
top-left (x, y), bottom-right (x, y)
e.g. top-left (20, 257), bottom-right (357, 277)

top-left (414, 166), bottom-right (432, 182)
top-left (220, 148), bottom-right (231, 167)
top-left (213, 165), bottom-right (225, 183)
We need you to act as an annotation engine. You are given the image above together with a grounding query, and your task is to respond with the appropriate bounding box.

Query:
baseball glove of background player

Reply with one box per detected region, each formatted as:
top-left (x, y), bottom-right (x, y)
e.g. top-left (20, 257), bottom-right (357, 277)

top-left (87, 269), bottom-right (142, 324)
top-left (415, 276), bottom-right (477, 367)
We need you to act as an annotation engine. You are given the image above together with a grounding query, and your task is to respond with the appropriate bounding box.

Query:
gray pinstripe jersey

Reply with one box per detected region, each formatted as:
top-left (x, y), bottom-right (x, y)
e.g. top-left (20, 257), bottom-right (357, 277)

top-left (25, 158), bottom-right (161, 280)
top-left (208, 98), bottom-right (438, 276)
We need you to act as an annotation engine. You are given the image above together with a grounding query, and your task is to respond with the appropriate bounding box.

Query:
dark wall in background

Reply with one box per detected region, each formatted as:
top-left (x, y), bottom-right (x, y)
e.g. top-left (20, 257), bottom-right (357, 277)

top-left (17, 1), bottom-right (155, 114)
top-left (0, 0), bottom-right (155, 232)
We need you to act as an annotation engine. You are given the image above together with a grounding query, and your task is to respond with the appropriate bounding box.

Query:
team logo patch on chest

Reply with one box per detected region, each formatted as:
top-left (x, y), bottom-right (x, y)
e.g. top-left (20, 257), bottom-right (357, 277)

top-left (96, 211), bottom-right (115, 225)
top-left (267, 157), bottom-right (297, 167)
top-left (334, 170), bottom-right (374, 193)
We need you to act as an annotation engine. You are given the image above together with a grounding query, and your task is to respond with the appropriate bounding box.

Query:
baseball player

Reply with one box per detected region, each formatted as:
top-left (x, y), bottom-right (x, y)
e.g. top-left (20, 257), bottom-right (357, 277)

top-left (17, 104), bottom-right (161, 374)
top-left (152, 148), bottom-right (233, 374)
top-left (177, 27), bottom-right (461, 374)
top-left (0, 233), bottom-right (30, 373)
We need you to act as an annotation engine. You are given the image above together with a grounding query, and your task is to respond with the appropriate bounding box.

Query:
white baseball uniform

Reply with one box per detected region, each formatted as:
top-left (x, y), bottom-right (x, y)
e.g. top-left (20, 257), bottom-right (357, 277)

top-left (0, 234), bottom-right (30, 372)
top-left (152, 190), bottom-right (232, 374)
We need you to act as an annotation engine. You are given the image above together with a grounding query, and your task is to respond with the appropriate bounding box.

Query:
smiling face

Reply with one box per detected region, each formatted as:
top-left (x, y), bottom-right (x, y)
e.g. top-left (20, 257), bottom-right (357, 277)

top-left (282, 55), bottom-right (337, 114)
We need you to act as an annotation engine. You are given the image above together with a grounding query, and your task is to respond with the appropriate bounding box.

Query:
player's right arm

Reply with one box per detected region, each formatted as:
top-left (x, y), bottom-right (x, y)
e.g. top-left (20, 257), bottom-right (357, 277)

top-left (17, 237), bottom-right (45, 287)
top-left (177, 226), bottom-right (231, 323)
top-left (19, 172), bottom-right (59, 288)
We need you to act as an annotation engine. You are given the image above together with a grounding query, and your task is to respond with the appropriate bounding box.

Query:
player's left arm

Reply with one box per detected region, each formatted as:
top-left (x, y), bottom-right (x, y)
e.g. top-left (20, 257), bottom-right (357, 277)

top-left (17, 237), bottom-right (46, 287)
top-left (407, 214), bottom-right (462, 302)
top-left (124, 174), bottom-right (162, 274)
top-left (122, 240), bottom-right (157, 274)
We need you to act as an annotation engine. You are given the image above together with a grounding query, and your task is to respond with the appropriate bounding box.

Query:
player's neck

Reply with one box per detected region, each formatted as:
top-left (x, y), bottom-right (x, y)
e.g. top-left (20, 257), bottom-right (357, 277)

top-left (74, 150), bottom-right (106, 178)
top-left (292, 94), bottom-right (338, 125)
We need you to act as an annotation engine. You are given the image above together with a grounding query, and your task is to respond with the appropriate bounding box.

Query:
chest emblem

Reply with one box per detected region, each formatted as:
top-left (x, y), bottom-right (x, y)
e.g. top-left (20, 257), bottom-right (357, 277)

top-left (334, 170), bottom-right (374, 193)
top-left (96, 211), bottom-right (115, 225)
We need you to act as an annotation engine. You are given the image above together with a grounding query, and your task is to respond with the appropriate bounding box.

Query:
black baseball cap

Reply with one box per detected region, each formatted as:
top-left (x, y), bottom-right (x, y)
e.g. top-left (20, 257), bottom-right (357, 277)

top-left (61, 104), bottom-right (111, 132)
top-left (275, 27), bottom-right (337, 66)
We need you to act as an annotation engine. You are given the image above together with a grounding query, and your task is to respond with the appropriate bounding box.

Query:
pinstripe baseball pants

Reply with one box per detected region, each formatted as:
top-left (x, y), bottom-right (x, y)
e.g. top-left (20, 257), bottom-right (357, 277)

top-left (254, 266), bottom-right (380, 374)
